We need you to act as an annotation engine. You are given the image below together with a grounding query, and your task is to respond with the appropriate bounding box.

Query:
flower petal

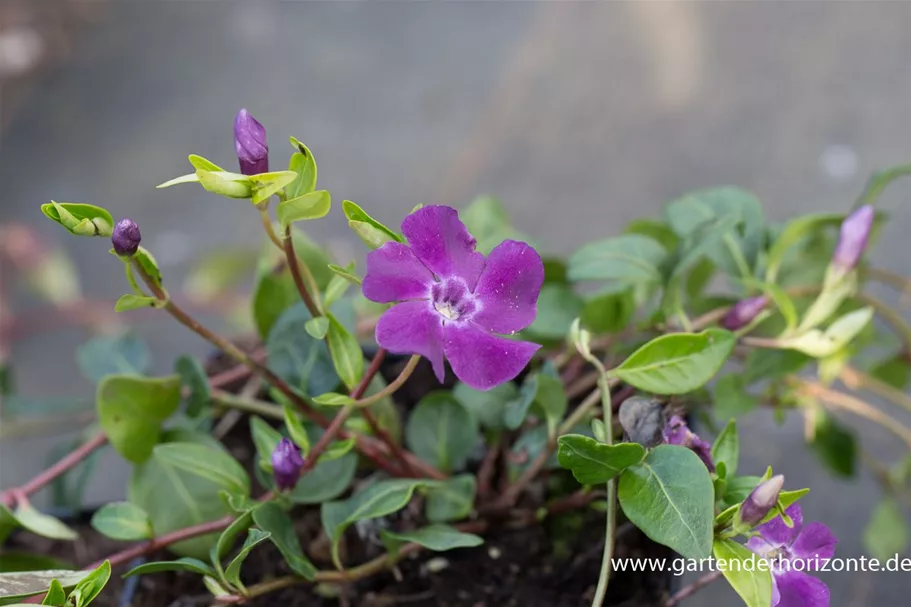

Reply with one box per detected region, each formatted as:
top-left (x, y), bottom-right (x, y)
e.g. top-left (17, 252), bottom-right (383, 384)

top-left (442, 323), bottom-right (540, 390)
top-left (774, 570), bottom-right (829, 607)
top-left (471, 240), bottom-right (544, 334)
top-left (401, 205), bottom-right (485, 288)
top-left (375, 302), bottom-right (445, 382)
top-left (792, 521), bottom-right (838, 565)
top-left (363, 242), bottom-right (434, 303)
top-left (756, 503), bottom-right (803, 547)
top-left (745, 535), bottom-right (776, 558)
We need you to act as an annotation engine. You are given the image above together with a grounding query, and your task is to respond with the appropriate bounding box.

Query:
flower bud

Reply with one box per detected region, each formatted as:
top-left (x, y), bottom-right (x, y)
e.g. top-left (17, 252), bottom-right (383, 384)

top-left (271, 437), bottom-right (304, 491)
top-left (832, 205), bottom-right (874, 272)
top-left (112, 218), bottom-right (141, 257)
top-left (739, 474), bottom-right (784, 526)
top-left (663, 415), bottom-right (715, 471)
top-left (234, 108), bottom-right (268, 176)
top-left (721, 296), bottom-right (769, 331)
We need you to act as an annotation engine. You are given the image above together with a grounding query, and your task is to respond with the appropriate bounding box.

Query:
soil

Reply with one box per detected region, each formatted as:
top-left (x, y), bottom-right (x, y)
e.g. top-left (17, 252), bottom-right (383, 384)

top-left (6, 352), bottom-right (676, 606)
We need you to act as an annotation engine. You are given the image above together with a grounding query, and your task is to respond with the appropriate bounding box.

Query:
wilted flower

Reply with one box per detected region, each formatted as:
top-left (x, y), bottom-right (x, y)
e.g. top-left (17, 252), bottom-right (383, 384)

top-left (662, 415), bottom-right (714, 471)
top-left (234, 108), bottom-right (268, 176)
top-left (112, 218), bottom-right (141, 257)
top-left (271, 438), bottom-right (304, 491)
top-left (721, 295), bottom-right (768, 331)
top-left (362, 205), bottom-right (543, 391)
top-left (747, 503), bottom-right (836, 607)
top-left (832, 204), bottom-right (874, 272)
top-left (739, 474), bottom-right (784, 526)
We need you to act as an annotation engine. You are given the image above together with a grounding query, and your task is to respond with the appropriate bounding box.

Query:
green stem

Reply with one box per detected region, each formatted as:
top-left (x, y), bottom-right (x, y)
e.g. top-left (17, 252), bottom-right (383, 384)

top-left (353, 354), bottom-right (420, 408)
top-left (211, 389), bottom-right (284, 420)
top-left (259, 205), bottom-right (284, 250)
top-left (592, 375), bottom-right (615, 607)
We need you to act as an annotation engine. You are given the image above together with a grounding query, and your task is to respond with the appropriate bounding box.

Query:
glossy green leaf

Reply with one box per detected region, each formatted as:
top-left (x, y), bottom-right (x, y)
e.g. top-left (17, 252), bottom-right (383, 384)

top-left (453, 382), bottom-right (516, 432)
top-left (132, 247), bottom-right (163, 290)
top-left (864, 498), bottom-right (908, 561)
top-left (581, 288), bottom-right (635, 334)
top-left (96, 374), bottom-right (182, 463)
top-left (224, 529), bottom-right (271, 589)
top-left (14, 505), bottom-right (78, 541)
top-left (76, 333), bottom-right (151, 382)
top-left (304, 316), bottom-right (330, 340)
top-left (711, 420), bottom-right (739, 478)
top-left (327, 263), bottom-right (362, 286)
top-left (277, 190), bottom-right (331, 228)
top-left (381, 524), bottom-right (483, 555)
top-left (40, 202), bottom-right (114, 237)
top-left (568, 234), bottom-right (667, 285)
top-left (39, 579), bottom-right (65, 606)
top-left (325, 314), bottom-right (363, 391)
top-left (90, 502), bottom-right (152, 541)
top-left (765, 213), bottom-right (844, 283)
top-left (153, 443), bottom-right (250, 496)
top-left (810, 412), bottom-right (856, 477)
top-left (174, 355), bottom-right (210, 418)
top-left (713, 375), bottom-right (758, 419)
top-left (870, 354), bottom-right (910, 390)
top-left (857, 163), bottom-right (911, 207)
top-left (618, 445), bottom-right (714, 559)
top-left (611, 329), bottom-right (736, 395)
top-left (266, 304), bottom-right (338, 397)
top-left (342, 200), bottom-right (402, 249)
top-left (712, 539), bottom-right (772, 607)
top-left (210, 508), bottom-right (256, 585)
top-left (781, 307), bottom-right (873, 358)
top-left (282, 404), bottom-right (310, 456)
top-left (66, 560), bottom-right (110, 607)
top-left (252, 503), bottom-right (317, 580)
top-left (123, 558), bottom-right (217, 579)
top-left (557, 436), bottom-right (646, 484)
top-left (114, 294), bottom-right (159, 312)
top-left (313, 392), bottom-right (354, 406)
top-left (250, 171), bottom-right (298, 205)
top-left (424, 475), bottom-right (477, 523)
top-left (406, 392), bottom-right (478, 473)
top-left (0, 570), bottom-right (89, 602)
top-left (286, 139), bottom-right (318, 198)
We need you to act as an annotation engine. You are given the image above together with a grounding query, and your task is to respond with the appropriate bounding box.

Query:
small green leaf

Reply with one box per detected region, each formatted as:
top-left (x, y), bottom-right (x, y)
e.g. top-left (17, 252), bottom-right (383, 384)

top-left (250, 171), bottom-right (298, 205)
top-left (304, 317), bottom-right (330, 340)
top-left (557, 436), bottom-right (646, 485)
top-left (76, 333), bottom-right (151, 382)
top-left (313, 392), bottom-right (354, 406)
top-left (611, 329), bottom-right (736, 395)
top-left (711, 420), bottom-right (739, 478)
top-left (96, 374), bottom-right (182, 463)
top-left (810, 412), bottom-right (857, 477)
top-left (114, 294), bottom-right (159, 312)
top-left (175, 355), bottom-right (211, 418)
top-left (277, 190), bottom-right (331, 227)
top-left (743, 349), bottom-right (811, 384)
top-left (286, 140), bottom-right (318, 198)
top-left (252, 503), bottom-right (317, 580)
top-left (224, 529), bottom-right (271, 589)
top-left (265, 304), bottom-right (338, 397)
top-left (188, 154), bottom-right (224, 172)
top-left (381, 524), bottom-right (483, 555)
top-left (211, 509), bottom-right (256, 583)
top-left (90, 502), bottom-right (152, 541)
top-left (568, 234), bottom-right (667, 285)
top-left (713, 375), bottom-right (758, 419)
top-left (153, 443), bottom-right (250, 497)
top-left (324, 273), bottom-right (350, 309)
top-left (319, 438), bottom-right (356, 462)
top-left (39, 579), bottom-right (65, 605)
top-left (869, 354), bottom-right (910, 390)
top-left (424, 475), bottom-right (477, 523)
top-left (342, 200), bottom-right (402, 249)
top-left (327, 263), bottom-right (362, 286)
top-left (156, 173), bottom-right (201, 189)
top-left (618, 445), bottom-right (714, 559)
top-left (856, 163), bottom-right (911, 207)
top-left (780, 307), bottom-right (874, 358)
top-left (527, 284), bottom-right (583, 340)
top-left (40, 202), bottom-right (114, 237)
top-left (580, 288), bottom-right (635, 334)
top-left (13, 504), bottom-right (77, 541)
top-left (283, 404), bottom-right (311, 456)
top-left (66, 560), bottom-right (110, 607)
top-left (712, 539), bottom-right (772, 607)
top-left (325, 314), bottom-right (364, 390)
top-left (864, 498), bottom-right (908, 561)
top-left (759, 488), bottom-right (809, 526)
top-left (249, 416), bottom-right (283, 471)
top-left (131, 247), bottom-right (163, 290)
top-left (123, 558), bottom-right (217, 579)
top-left (406, 392), bottom-right (478, 473)
top-left (453, 382), bottom-right (516, 432)
top-left (196, 170), bottom-right (253, 199)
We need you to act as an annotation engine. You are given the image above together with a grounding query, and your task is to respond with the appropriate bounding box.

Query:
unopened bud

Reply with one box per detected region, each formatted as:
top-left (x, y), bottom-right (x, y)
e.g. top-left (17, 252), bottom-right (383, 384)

top-left (271, 437), bottom-right (304, 491)
top-left (663, 415), bottom-right (715, 472)
top-left (234, 108), bottom-right (269, 176)
top-left (739, 474), bottom-right (784, 526)
top-left (721, 296), bottom-right (768, 331)
top-left (832, 205), bottom-right (874, 272)
top-left (112, 218), bottom-right (141, 257)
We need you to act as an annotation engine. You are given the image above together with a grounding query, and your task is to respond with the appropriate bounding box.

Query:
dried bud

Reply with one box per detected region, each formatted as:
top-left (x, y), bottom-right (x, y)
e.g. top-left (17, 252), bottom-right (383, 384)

top-left (721, 296), bottom-right (769, 331)
top-left (271, 437), bottom-right (304, 491)
top-left (832, 205), bottom-right (874, 272)
top-left (739, 474), bottom-right (784, 526)
top-left (663, 415), bottom-right (715, 472)
top-left (618, 396), bottom-right (665, 448)
top-left (112, 218), bottom-right (141, 257)
top-left (234, 108), bottom-right (268, 176)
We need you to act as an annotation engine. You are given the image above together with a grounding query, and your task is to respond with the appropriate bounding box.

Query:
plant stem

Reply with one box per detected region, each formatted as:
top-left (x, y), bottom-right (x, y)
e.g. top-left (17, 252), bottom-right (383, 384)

top-left (592, 375), bottom-right (615, 607)
top-left (866, 267), bottom-right (911, 303)
top-left (840, 365), bottom-right (911, 416)
top-left (665, 570), bottom-right (722, 606)
top-left (281, 225), bottom-right (322, 316)
top-left (353, 354), bottom-right (419, 408)
top-left (258, 206), bottom-right (284, 250)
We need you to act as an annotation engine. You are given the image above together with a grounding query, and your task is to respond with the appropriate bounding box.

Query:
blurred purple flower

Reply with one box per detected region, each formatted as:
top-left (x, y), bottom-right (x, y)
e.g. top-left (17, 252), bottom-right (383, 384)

top-left (739, 474), bottom-right (784, 526)
top-left (662, 415), bottom-right (714, 471)
top-left (721, 296), bottom-right (768, 331)
top-left (271, 438), bottom-right (304, 491)
top-left (832, 205), bottom-right (874, 272)
top-left (362, 205), bottom-right (543, 391)
top-left (112, 218), bottom-right (141, 257)
top-left (234, 108), bottom-right (269, 176)
top-left (747, 503), bottom-right (836, 607)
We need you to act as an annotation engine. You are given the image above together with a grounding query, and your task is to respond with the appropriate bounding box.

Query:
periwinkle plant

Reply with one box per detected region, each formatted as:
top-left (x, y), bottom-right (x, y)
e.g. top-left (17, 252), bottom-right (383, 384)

top-left (7, 107), bottom-right (911, 607)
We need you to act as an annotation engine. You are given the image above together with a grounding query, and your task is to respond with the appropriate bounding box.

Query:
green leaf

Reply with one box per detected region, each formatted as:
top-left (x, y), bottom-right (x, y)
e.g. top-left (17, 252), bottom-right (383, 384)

top-left (780, 307), bottom-right (874, 358)
top-left (277, 190), bottom-right (331, 228)
top-left (342, 200), bottom-right (402, 249)
top-left (196, 170), bottom-right (253, 199)
top-left (266, 304), bottom-right (338, 397)
top-left (312, 392), bottom-right (354, 406)
top-left (13, 504), bottom-right (77, 541)
top-left (286, 139), bottom-right (318, 199)
top-left (90, 502), bottom-right (152, 541)
top-left (66, 560), bottom-right (110, 607)
top-left (304, 316), bottom-right (330, 340)
top-left (381, 524), bottom-right (483, 555)
top-left (557, 436), bottom-right (646, 484)
top-left (711, 420), bottom-right (739, 478)
top-left (869, 354), bottom-right (910, 390)
top-left (460, 195), bottom-right (533, 255)
top-left (713, 375), bottom-right (758, 419)
top-left (114, 294), bottom-right (159, 312)
top-left (324, 273), bottom-right (351, 309)
top-left (0, 570), bottom-right (89, 602)
top-left (743, 349), bottom-right (811, 384)
top-left (857, 163), bottom-right (911, 207)
top-left (611, 329), bottom-right (736, 395)
top-left (123, 558), bottom-right (217, 579)
top-left (153, 443), bottom-right (250, 497)
top-left (618, 445), bottom-right (714, 559)
top-left (40, 202), bottom-right (114, 237)
top-left (567, 234), bottom-right (667, 285)
top-left (765, 213), bottom-right (844, 283)
top-left (319, 438), bottom-right (356, 462)
top-left (224, 529), bottom-right (271, 589)
top-left (96, 374), bottom-right (182, 463)
top-left (580, 288), bottom-right (635, 334)
top-left (188, 154), bottom-right (224, 172)
top-left (175, 355), bottom-right (211, 418)
top-left (527, 284), bottom-right (583, 340)
top-left (250, 171), bottom-right (298, 205)
top-left (405, 392), bottom-right (478, 473)
top-left (453, 382), bottom-right (516, 432)
top-left (39, 579), bottom-right (65, 606)
top-left (282, 404), bottom-right (311, 456)
top-left (625, 218), bottom-right (679, 252)
top-left (810, 412), bottom-right (857, 477)
top-left (252, 503), bottom-right (317, 580)
top-left (0, 553), bottom-right (71, 574)
top-left (325, 313), bottom-right (363, 390)
top-left (156, 173), bottom-right (201, 189)
top-left (712, 539), bottom-right (772, 607)
top-left (210, 508), bottom-right (256, 584)
top-left (132, 247), bottom-right (163, 290)
top-left (76, 333), bottom-right (151, 382)
top-left (424, 475), bottom-right (477, 523)
top-left (327, 263), bottom-right (362, 286)
top-left (249, 416), bottom-right (283, 471)
top-left (864, 498), bottom-right (908, 561)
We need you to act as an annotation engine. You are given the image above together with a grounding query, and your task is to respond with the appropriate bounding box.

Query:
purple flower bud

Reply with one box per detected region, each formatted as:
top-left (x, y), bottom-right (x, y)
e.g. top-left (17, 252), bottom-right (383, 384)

top-left (112, 218), bottom-right (141, 257)
top-left (721, 296), bottom-right (769, 331)
top-left (739, 474), bottom-right (784, 526)
top-left (832, 205), bottom-right (874, 271)
top-left (663, 415), bottom-right (715, 472)
top-left (234, 108), bottom-right (269, 176)
top-left (271, 438), bottom-right (304, 491)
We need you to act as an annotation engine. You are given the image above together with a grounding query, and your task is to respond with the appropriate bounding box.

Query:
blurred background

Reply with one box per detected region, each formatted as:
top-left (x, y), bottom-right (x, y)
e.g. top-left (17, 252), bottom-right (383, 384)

top-left (2, 1), bottom-right (911, 604)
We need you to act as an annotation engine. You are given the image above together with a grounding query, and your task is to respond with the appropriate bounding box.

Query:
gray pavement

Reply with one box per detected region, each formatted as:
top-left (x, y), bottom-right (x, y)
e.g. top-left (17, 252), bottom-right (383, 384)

top-left (3, 2), bottom-right (911, 604)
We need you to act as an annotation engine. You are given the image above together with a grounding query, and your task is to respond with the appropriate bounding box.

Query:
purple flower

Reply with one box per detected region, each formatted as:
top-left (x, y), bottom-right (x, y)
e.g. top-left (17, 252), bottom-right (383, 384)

top-left (747, 504), bottom-right (837, 607)
top-left (362, 205), bottom-right (544, 391)
top-left (662, 415), bottom-right (714, 472)
top-left (234, 108), bottom-right (268, 176)
top-left (721, 296), bottom-right (768, 331)
top-left (112, 218), bottom-right (141, 257)
top-left (832, 205), bottom-right (874, 272)
top-left (271, 438), bottom-right (304, 491)
top-left (739, 474), bottom-right (784, 527)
